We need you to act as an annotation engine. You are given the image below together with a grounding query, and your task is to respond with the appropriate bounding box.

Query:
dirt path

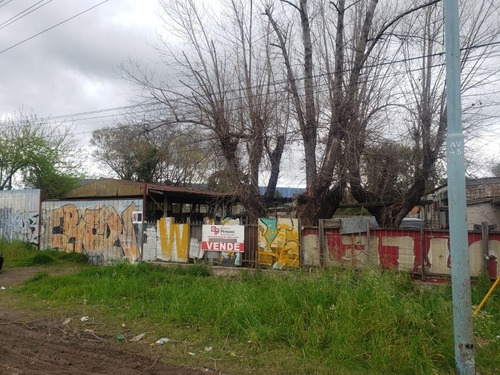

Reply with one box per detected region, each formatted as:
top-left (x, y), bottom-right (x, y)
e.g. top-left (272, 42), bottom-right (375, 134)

top-left (0, 268), bottom-right (220, 375)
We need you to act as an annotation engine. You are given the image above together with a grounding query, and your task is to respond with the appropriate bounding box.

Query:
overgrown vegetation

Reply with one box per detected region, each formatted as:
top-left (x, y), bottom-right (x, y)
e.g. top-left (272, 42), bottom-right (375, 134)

top-left (0, 239), bottom-right (89, 268)
top-left (1, 246), bottom-right (495, 375)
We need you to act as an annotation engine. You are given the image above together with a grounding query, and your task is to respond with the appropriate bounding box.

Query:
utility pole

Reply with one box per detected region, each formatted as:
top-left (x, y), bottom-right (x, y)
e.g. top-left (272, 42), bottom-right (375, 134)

top-left (443, 0), bottom-right (475, 373)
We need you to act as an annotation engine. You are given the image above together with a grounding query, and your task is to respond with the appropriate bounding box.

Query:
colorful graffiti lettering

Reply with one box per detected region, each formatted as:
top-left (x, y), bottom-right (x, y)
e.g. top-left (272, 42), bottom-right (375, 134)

top-left (157, 217), bottom-right (189, 262)
top-left (258, 218), bottom-right (299, 269)
top-left (0, 208), bottom-right (39, 243)
top-left (42, 202), bottom-right (140, 264)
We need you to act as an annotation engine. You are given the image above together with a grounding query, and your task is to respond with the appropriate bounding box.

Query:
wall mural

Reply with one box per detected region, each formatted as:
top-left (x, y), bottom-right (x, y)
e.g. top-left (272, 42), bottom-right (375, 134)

top-left (157, 217), bottom-right (189, 263)
top-left (0, 208), bottom-right (39, 244)
top-left (258, 218), bottom-right (299, 269)
top-left (41, 200), bottom-right (142, 264)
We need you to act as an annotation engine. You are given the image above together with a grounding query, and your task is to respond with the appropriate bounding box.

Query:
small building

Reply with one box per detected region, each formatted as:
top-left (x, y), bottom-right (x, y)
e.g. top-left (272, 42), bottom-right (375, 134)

top-left (60, 178), bottom-right (237, 223)
top-left (424, 177), bottom-right (500, 231)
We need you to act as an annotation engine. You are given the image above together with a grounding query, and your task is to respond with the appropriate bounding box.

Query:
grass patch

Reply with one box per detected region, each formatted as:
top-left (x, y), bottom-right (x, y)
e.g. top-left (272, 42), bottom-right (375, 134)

top-left (25, 271), bottom-right (50, 283)
top-left (0, 239), bottom-right (88, 268)
top-left (11, 262), bottom-right (499, 374)
top-left (3, 241), bottom-right (499, 374)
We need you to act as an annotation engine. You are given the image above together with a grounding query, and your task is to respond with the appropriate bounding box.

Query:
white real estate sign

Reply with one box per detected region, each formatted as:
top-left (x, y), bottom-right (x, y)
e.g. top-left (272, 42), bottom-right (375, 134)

top-left (201, 225), bottom-right (245, 252)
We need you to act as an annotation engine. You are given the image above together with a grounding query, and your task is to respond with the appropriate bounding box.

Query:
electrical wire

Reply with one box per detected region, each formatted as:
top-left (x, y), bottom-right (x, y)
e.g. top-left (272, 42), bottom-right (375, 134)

top-left (0, 0), bottom-right (110, 55)
top-left (0, 0), bottom-right (14, 10)
top-left (1, 38), bottom-right (497, 134)
top-left (0, 0), bottom-right (55, 30)
top-left (0, 2), bottom-right (498, 144)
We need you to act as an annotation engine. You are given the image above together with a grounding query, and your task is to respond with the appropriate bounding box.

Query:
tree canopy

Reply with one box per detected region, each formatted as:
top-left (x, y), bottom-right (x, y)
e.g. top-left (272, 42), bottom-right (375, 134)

top-left (91, 121), bottom-right (217, 186)
top-left (120, 0), bottom-right (500, 226)
top-left (0, 113), bottom-right (81, 199)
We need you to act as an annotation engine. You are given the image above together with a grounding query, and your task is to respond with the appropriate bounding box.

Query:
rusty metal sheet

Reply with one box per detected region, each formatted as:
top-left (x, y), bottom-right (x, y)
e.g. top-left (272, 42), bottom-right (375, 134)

top-left (61, 179), bottom-right (146, 199)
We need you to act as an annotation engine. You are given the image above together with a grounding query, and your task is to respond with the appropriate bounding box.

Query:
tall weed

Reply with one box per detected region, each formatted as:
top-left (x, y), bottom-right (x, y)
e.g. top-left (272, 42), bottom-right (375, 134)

top-left (13, 261), bottom-right (500, 374)
top-left (0, 239), bottom-right (88, 267)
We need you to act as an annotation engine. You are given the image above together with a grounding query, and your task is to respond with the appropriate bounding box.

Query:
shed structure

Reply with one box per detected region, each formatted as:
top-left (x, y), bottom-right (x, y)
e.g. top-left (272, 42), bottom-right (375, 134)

top-left (60, 178), bottom-right (237, 223)
top-left (424, 177), bottom-right (500, 231)
top-left (38, 178), bottom-right (238, 265)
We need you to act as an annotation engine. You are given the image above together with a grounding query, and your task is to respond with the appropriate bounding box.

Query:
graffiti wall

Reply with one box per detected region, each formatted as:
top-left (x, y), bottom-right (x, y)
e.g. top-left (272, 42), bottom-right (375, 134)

top-left (156, 217), bottom-right (189, 263)
top-left (258, 218), bottom-right (299, 269)
top-left (40, 200), bottom-right (142, 264)
top-left (0, 189), bottom-right (40, 244)
top-left (323, 228), bottom-right (500, 277)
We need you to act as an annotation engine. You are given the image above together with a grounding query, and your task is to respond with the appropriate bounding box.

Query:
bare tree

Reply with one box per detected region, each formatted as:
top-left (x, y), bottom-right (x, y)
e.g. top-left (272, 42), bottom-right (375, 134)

top-left (120, 0), bottom-right (498, 226)
top-left (265, 0), bottom-right (497, 227)
top-left (265, 0), bottom-right (411, 224)
top-left (123, 0), bottom-right (290, 221)
top-left (350, 0), bottom-right (500, 227)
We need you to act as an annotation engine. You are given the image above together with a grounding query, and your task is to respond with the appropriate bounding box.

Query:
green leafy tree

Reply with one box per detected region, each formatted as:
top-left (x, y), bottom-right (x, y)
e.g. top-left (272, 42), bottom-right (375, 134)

top-left (91, 122), bottom-right (214, 186)
top-left (91, 125), bottom-right (151, 181)
top-left (0, 113), bottom-right (81, 199)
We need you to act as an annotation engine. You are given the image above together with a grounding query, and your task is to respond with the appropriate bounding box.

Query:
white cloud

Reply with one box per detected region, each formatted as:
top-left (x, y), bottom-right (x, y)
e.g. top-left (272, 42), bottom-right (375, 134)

top-left (0, 0), bottom-right (161, 120)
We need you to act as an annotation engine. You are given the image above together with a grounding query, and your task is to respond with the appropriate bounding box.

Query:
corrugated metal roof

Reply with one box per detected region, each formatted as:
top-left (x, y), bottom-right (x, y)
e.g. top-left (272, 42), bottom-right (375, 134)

top-left (61, 178), bottom-right (231, 200)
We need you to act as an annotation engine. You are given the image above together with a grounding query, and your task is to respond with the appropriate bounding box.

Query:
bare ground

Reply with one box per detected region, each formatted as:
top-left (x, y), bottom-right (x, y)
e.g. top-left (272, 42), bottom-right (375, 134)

top-left (0, 267), bottom-right (220, 375)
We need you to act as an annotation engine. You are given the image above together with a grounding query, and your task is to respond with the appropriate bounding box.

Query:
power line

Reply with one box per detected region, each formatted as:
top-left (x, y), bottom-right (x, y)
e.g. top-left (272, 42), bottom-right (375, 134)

top-left (0, 0), bottom-right (14, 10)
top-left (0, 27), bottom-right (499, 134)
top-left (57, 43), bottom-right (500, 123)
top-left (45, 100), bottom-right (159, 121)
top-left (0, 0), bottom-right (55, 30)
top-left (0, 0), bottom-right (497, 123)
top-left (0, 0), bottom-right (110, 55)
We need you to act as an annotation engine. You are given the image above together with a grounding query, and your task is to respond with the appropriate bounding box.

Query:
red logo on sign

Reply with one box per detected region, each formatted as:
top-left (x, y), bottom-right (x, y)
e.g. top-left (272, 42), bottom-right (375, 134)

top-left (211, 226), bottom-right (220, 235)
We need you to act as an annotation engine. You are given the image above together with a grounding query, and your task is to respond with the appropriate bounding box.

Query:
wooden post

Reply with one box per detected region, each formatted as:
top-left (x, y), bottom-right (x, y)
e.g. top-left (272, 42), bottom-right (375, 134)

top-left (420, 227), bottom-right (426, 281)
top-left (351, 234), bottom-right (355, 268)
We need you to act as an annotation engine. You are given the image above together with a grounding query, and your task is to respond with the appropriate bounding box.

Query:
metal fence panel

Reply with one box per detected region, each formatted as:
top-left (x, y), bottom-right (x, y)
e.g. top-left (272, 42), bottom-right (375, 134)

top-left (0, 189), bottom-right (40, 244)
top-left (40, 199), bottom-right (143, 265)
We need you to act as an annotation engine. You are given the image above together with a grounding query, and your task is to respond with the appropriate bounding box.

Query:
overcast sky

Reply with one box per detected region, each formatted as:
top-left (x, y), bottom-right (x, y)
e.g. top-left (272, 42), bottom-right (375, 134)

top-left (0, 0), bottom-right (160, 147)
top-left (0, 0), bottom-right (310, 186)
top-left (1, 0), bottom-right (162, 113)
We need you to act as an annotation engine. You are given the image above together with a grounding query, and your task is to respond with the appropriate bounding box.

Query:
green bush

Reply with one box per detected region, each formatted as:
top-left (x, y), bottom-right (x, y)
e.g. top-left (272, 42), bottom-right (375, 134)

top-left (28, 252), bottom-right (55, 265)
